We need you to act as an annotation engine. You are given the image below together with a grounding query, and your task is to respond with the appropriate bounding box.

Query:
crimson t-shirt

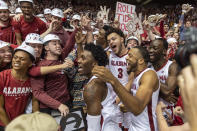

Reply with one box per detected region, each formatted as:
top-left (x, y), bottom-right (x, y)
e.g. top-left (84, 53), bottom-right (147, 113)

top-left (0, 69), bottom-right (32, 126)
top-left (0, 18), bottom-right (16, 44)
top-left (12, 15), bottom-right (47, 41)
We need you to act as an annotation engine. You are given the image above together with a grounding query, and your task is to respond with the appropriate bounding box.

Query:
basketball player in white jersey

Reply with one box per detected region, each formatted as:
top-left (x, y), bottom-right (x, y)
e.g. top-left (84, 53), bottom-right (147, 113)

top-left (93, 46), bottom-right (160, 131)
top-left (148, 38), bottom-right (179, 124)
top-left (78, 44), bottom-right (122, 131)
top-left (105, 27), bottom-right (131, 129)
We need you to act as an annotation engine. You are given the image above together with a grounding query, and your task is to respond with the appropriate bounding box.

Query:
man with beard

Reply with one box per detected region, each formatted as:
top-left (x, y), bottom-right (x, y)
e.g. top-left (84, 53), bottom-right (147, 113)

top-left (93, 46), bottom-right (160, 131)
top-left (148, 38), bottom-right (179, 124)
top-left (13, 0), bottom-right (47, 45)
top-left (0, 1), bottom-right (16, 44)
top-left (79, 44), bottom-right (122, 131)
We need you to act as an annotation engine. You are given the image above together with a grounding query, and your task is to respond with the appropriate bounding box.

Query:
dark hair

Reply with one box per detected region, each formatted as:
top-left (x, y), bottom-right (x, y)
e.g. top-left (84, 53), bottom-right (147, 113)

top-left (154, 38), bottom-right (168, 50)
top-left (84, 43), bottom-right (108, 66)
top-left (133, 46), bottom-right (150, 63)
top-left (105, 27), bottom-right (125, 42)
top-left (19, 1), bottom-right (33, 6)
top-left (103, 25), bottom-right (113, 32)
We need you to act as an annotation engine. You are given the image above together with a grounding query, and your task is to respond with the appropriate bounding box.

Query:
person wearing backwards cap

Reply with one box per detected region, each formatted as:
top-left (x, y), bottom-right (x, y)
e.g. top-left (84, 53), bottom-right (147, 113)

top-left (0, 0), bottom-right (16, 44)
top-left (0, 41), bottom-right (13, 72)
top-left (0, 44), bottom-right (39, 131)
top-left (12, 0), bottom-right (47, 45)
top-left (31, 34), bottom-right (71, 117)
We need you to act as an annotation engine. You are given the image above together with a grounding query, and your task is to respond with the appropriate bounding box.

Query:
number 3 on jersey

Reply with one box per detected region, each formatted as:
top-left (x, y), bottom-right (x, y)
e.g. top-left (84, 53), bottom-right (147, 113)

top-left (118, 68), bottom-right (123, 78)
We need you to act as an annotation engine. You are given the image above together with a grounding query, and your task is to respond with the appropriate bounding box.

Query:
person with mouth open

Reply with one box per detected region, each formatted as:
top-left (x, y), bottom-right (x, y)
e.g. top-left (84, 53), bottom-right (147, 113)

top-left (79, 43), bottom-right (123, 131)
top-left (105, 27), bottom-right (130, 129)
top-left (92, 46), bottom-right (160, 131)
top-left (12, 0), bottom-right (47, 45)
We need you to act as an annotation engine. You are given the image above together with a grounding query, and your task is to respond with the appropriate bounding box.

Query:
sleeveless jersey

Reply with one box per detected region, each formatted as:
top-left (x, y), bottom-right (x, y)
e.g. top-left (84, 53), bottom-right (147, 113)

top-left (108, 51), bottom-right (131, 128)
top-left (109, 52), bottom-right (129, 86)
top-left (155, 60), bottom-right (174, 121)
top-left (87, 76), bottom-right (123, 131)
top-left (129, 68), bottom-right (160, 131)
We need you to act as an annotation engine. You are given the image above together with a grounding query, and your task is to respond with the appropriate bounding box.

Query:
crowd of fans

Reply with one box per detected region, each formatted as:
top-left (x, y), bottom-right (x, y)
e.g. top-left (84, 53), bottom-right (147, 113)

top-left (0, 0), bottom-right (197, 131)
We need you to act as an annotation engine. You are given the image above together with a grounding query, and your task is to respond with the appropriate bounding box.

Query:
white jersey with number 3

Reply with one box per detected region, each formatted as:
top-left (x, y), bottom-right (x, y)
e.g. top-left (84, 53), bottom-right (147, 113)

top-left (109, 52), bottom-right (129, 86)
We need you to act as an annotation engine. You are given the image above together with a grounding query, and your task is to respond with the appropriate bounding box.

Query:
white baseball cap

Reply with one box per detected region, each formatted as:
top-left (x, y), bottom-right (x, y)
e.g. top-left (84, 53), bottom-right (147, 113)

top-left (0, 40), bottom-right (9, 48)
top-left (51, 8), bottom-right (64, 18)
top-left (127, 36), bottom-right (139, 42)
top-left (167, 37), bottom-right (177, 44)
top-left (36, 14), bottom-right (44, 18)
top-left (18, 0), bottom-right (33, 4)
top-left (72, 14), bottom-right (80, 21)
top-left (43, 34), bottom-right (60, 44)
top-left (93, 31), bottom-right (99, 35)
top-left (25, 33), bottom-right (43, 44)
top-left (15, 7), bottom-right (22, 14)
top-left (0, 1), bottom-right (8, 10)
top-left (44, 8), bottom-right (51, 15)
top-left (14, 44), bottom-right (36, 61)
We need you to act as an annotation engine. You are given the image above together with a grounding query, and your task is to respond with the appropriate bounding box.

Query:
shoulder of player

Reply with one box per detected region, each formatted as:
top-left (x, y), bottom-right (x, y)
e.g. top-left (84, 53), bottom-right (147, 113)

top-left (84, 78), bottom-right (106, 94)
top-left (168, 62), bottom-right (179, 75)
top-left (86, 78), bottom-right (106, 90)
top-left (141, 69), bottom-right (158, 82)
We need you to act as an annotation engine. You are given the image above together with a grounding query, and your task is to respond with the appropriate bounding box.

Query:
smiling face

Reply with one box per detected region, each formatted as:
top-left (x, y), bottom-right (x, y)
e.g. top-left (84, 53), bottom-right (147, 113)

top-left (148, 40), bottom-right (165, 63)
top-left (126, 48), bottom-right (140, 73)
top-left (45, 40), bottom-right (62, 56)
top-left (12, 51), bottom-right (32, 71)
top-left (107, 32), bottom-right (124, 56)
top-left (0, 9), bottom-right (9, 22)
top-left (78, 50), bottom-right (96, 76)
top-left (0, 46), bottom-right (12, 64)
top-left (20, 2), bottom-right (34, 18)
top-left (127, 39), bottom-right (138, 49)
top-left (51, 15), bottom-right (62, 30)
top-left (28, 43), bottom-right (43, 59)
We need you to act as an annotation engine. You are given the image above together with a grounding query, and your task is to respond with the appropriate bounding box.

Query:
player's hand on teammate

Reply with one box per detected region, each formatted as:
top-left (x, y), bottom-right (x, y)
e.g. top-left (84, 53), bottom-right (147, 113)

top-left (58, 104), bottom-right (69, 117)
top-left (92, 65), bottom-right (116, 84)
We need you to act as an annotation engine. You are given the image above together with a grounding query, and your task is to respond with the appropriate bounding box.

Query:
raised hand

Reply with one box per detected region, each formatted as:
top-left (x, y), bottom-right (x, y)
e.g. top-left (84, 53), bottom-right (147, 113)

top-left (81, 15), bottom-right (92, 31)
top-left (13, 14), bottom-right (23, 22)
top-left (48, 20), bottom-right (59, 32)
top-left (75, 29), bottom-right (86, 44)
top-left (97, 6), bottom-right (110, 24)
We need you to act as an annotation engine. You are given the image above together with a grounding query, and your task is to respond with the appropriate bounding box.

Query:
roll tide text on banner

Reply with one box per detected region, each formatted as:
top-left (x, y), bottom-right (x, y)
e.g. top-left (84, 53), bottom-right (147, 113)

top-left (115, 1), bottom-right (136, 34)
